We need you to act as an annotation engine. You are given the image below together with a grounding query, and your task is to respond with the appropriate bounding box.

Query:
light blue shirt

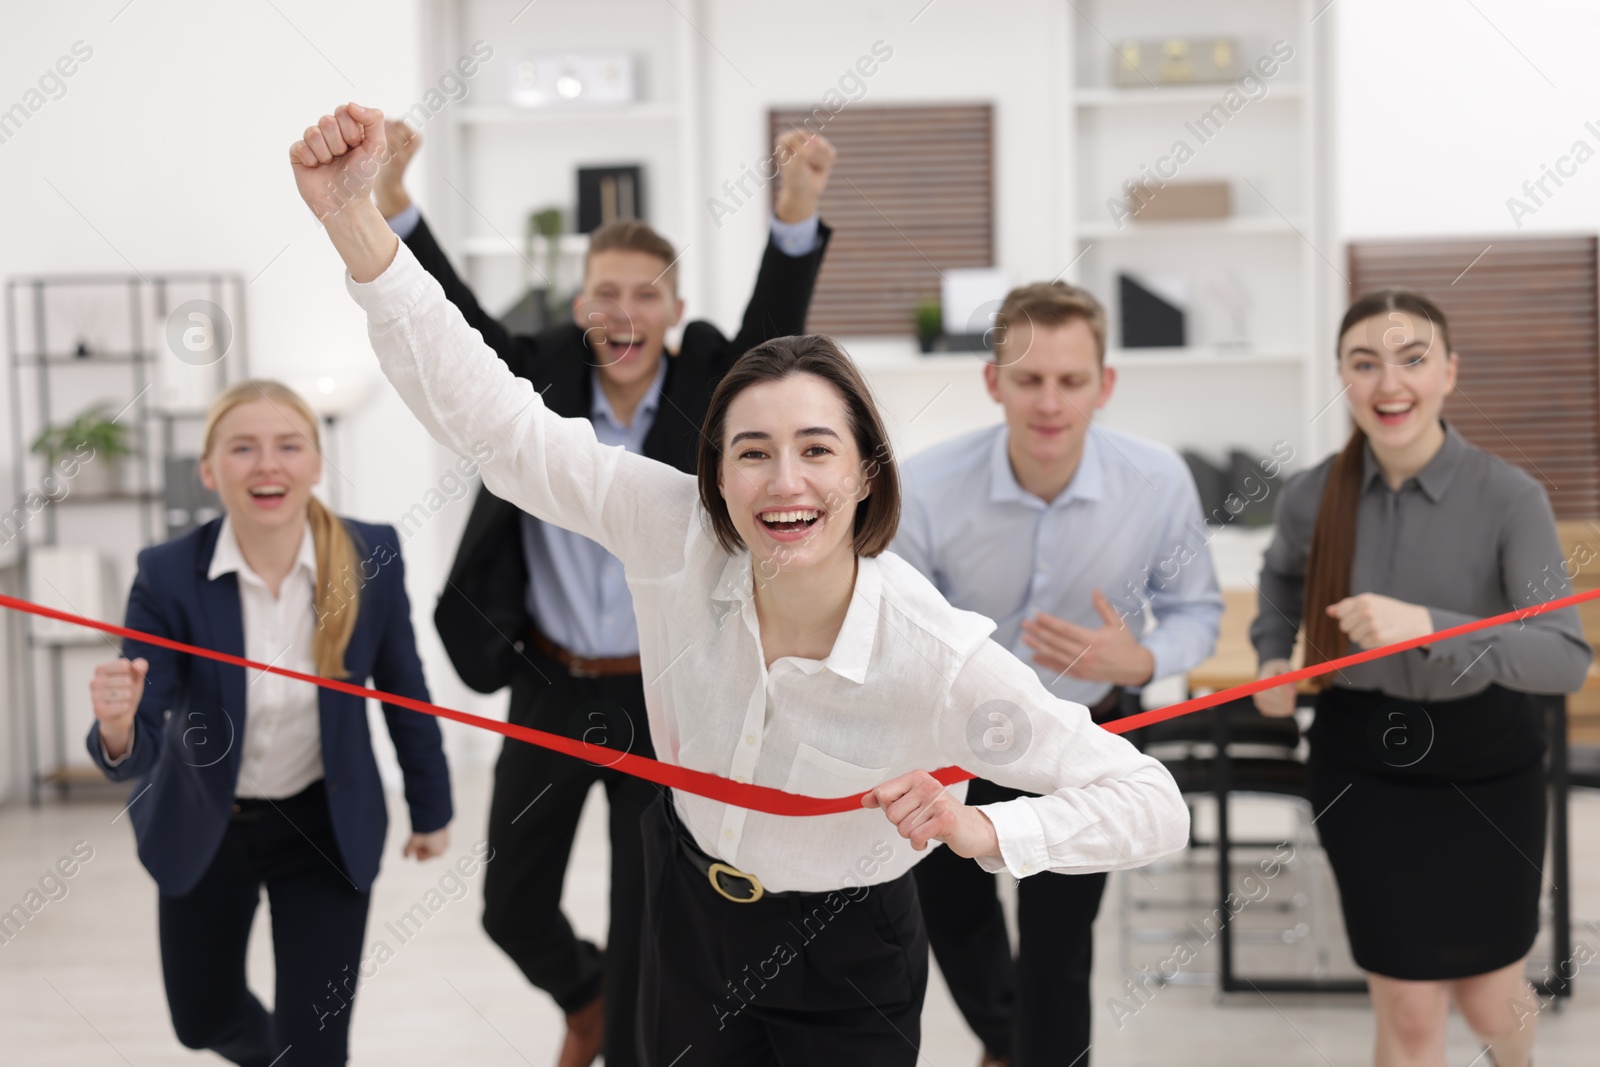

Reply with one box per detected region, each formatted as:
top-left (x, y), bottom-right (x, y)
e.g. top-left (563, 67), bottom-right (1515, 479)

top-left (517, 358), bottom-right (666, 657)
top-left (893, 424), bottom-right (1224, 705)
top-left (384, 204), bottom-right (821, 658)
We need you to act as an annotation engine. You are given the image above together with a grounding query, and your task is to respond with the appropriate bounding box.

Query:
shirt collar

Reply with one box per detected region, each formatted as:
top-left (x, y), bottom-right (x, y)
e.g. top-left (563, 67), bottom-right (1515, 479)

top-left (708, 551), bottom-right (880, 685)
top-left (590, 357), bottom-right (668, 430)
top-left (208, 514), bottom-right (317, 586)
top-left (988, 424), bottom-right (1104, 506)
top-left (1360, 419), bottom-right (1465, 503)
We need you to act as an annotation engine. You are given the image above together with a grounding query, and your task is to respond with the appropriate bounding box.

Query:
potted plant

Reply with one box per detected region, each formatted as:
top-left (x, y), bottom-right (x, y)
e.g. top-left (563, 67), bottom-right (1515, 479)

top-left (913, 299), bottom-right (942, 354)
top-left (30, 402), bottom-right (134, 499)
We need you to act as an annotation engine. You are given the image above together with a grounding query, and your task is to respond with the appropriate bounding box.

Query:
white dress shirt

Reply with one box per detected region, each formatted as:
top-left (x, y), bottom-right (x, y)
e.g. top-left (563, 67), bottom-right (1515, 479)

top-left (210, 515), bottom-right (325, 799)
top-left (347, 241), bottom-right (1188, 893)
top-left (895, 424), bottom-right (1224, 706)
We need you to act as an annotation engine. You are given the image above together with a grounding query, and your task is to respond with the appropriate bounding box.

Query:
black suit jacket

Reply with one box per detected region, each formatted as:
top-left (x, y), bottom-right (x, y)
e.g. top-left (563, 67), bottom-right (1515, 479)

top-left (405, 214), bottom-right (832, 693)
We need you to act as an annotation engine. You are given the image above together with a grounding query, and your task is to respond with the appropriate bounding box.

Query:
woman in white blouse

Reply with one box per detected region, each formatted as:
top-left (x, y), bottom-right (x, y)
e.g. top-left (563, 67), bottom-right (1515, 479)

top-left (290, 103), bottom-right (1186, 1065)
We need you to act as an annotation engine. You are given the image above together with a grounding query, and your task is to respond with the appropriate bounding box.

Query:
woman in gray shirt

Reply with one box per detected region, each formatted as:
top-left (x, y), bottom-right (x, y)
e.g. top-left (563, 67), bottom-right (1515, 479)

top-left (1250, 290), bottom-right (1589, 1067)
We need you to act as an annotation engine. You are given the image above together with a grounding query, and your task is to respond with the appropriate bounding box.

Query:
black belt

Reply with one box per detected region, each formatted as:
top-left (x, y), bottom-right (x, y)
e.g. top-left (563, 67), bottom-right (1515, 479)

top-left (230, 779), bottom-right (325, 821)
top-left (661, 796), bottom-right (806, 904)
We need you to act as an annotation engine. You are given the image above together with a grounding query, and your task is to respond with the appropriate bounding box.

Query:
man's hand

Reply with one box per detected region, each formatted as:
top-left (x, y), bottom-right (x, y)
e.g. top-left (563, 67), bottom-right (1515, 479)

top-left (374, 120), bottom-right (422, 218)
top-left (288, 102), bottom-right (400, 283)
top-left (1020, 591), bottom-right (1155, 687)
top-left (774, 130), bottom-right (837, 223)
top-left (1326, 593), bottom-right (1434, 651)
top-left (863, 772), bottom-right (999, 859)
top-left (402, 827), bottom-right (449, 861)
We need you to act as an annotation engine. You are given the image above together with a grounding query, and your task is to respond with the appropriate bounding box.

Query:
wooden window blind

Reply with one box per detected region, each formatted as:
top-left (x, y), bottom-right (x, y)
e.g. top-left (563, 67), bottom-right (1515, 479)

top-left (1347, 236), bottom-right (1600, 519)
top-left (768, 103), bottom-right (994, 336)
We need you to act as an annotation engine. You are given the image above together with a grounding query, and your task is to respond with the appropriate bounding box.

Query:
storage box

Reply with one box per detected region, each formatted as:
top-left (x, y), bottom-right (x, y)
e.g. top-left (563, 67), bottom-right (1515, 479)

top-left (1128, 181), bottom-right (1231, 221)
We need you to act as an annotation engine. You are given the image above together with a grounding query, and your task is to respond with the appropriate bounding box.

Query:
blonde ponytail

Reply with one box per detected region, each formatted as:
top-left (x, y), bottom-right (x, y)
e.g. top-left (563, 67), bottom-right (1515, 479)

top-left (203, 379), bottom-right (360, 678)
top-left (306, 493), bottom-right (361, 678)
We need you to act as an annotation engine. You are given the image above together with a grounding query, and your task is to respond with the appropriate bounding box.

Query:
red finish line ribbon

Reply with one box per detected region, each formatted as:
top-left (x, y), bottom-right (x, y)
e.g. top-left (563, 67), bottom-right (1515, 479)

top-left (2, 587), bottom-right (1595, 816)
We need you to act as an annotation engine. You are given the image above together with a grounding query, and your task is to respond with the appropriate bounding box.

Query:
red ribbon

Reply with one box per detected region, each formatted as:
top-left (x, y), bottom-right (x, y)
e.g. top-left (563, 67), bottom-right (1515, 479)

top-left (2, 587), bottom-right (1594, 816)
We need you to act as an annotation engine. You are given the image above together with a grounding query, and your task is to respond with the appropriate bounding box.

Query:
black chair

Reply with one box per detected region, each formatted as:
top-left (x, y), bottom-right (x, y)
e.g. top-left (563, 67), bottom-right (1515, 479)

top-left (1120, 696), bottom-right (1348, 991)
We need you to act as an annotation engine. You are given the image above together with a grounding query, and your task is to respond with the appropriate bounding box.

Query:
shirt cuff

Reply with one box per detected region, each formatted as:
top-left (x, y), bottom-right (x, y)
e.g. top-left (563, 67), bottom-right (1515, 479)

top-left (769, 213), bottom-right (820, 258)
top-left (972, 798), bottom-right (1054, 878)
top-left (386, 203), bottom-right (421, 240)
top-left (101, 724), bottom-right (134, 768)
top-left (346, 238), bottom-right (424, 320)
top-left (1421, 607), bottom-right (1483, 663)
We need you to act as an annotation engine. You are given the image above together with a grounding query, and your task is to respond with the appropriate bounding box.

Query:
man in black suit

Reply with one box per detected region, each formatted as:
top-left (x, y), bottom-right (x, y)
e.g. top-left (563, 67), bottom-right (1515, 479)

top-left (374, 123), bottom-right (835, 1067)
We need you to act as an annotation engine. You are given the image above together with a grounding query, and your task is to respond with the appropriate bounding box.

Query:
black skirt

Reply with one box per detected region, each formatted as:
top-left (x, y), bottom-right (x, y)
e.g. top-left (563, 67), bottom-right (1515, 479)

top-left (1307, 684), bottom-right (1547, 981)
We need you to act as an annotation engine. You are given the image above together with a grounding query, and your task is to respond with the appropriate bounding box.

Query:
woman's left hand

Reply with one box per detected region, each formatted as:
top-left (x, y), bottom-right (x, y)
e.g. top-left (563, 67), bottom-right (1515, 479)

top-left (402, 827), bottom-right (450, 861)
top-left (1326, 593), bottom-right (1435, 650)
top-left (863, 772), bottom-right (999, 859)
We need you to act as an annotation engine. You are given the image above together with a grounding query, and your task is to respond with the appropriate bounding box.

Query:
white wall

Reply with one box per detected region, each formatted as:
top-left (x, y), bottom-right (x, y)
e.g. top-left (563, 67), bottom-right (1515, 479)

top-left (1335, 0), bottom-right (1600, 241)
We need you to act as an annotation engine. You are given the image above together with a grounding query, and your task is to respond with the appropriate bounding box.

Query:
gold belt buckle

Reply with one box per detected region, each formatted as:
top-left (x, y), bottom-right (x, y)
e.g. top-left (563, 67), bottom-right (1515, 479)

top-left (707, 861), bottom-right (765, 903)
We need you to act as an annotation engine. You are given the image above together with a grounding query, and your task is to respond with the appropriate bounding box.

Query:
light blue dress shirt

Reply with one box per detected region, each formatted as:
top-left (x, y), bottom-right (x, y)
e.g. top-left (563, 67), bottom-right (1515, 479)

top-left (519, 359), bottom-right (666, 657)
top-left (893, 423), bottom-right (1224, 706)
top-left (383, 204), bottom-right (820, 658)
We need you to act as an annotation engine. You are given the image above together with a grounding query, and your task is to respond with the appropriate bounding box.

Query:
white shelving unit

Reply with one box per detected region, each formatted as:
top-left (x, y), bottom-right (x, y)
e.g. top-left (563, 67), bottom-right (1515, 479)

top-left (423, 0), bottom-right (707, 319)
top-left (1063, 0), bottom-right (1342, 464)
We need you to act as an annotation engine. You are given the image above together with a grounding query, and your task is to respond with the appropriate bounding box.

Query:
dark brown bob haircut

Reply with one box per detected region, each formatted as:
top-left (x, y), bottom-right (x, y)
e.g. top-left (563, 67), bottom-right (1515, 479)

top-left (697, 335), bottom-right (900, 557)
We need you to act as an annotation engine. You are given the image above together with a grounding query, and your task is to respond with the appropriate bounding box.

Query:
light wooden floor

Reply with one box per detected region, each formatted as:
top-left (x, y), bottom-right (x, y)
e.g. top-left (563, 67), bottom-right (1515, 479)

top-left (2, 766), bottom-right (1597, 1066)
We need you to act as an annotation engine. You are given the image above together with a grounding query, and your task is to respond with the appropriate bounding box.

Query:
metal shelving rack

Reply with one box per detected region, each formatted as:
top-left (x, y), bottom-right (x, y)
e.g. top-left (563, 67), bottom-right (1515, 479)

top-left (6, 272), bottom-right (247, 805)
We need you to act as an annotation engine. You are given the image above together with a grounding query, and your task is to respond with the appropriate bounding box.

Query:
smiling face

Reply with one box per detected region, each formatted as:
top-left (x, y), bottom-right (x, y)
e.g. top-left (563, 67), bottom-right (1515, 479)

top-left (1338, 309), bottom-right (1458, 451)
top-left (716, 372), bottom-right (869, 577)
top-left (200, 397), bottom-right (322, 537)
top-left (985, 317), bottom-right (1115, 472)
top-left (573, 249), bottom-right (686, 393)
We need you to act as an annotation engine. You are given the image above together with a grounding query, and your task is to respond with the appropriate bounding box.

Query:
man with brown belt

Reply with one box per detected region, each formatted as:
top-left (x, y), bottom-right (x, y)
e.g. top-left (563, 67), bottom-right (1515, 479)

top-left (373, 122), bottom-right (835, 1067)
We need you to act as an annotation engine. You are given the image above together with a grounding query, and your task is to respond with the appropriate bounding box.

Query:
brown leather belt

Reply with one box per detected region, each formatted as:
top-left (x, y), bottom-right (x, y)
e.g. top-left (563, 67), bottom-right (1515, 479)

top-left (528, 626), bottom-right (641, 678)
top-left (1088, 688), bottom-right (1124, 725)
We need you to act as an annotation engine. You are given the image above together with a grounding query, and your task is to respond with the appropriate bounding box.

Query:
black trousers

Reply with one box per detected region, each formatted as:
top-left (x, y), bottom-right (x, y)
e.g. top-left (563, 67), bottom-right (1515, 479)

top-left (636, 794), bottom-right (929, 1065)
top-left (914, 778), bottom-right (1108, 1067)
top-left (481, 651), bottom-right (657, 1067)
top-left (158, 780), bottom-right (372, 1067)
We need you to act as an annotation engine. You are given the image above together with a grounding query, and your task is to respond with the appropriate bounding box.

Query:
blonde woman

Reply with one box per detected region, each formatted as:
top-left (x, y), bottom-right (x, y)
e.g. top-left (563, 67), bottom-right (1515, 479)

top-left (87, 379), bottom-right (453, 1067)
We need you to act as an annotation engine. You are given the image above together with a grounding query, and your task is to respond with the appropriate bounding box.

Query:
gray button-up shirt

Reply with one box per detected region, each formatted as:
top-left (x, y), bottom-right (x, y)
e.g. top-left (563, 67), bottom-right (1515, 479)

top-left (1251, 422), bottom-right (1591, 700)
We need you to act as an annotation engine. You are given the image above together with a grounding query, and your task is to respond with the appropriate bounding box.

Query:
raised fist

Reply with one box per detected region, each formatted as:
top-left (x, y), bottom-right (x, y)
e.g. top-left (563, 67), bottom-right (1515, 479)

top-left (374, 119), bottom-right (422, 218)
top-left (774, 130), bottom-right (837, 223)
top-left (288, 102), bottom-right (390, 222)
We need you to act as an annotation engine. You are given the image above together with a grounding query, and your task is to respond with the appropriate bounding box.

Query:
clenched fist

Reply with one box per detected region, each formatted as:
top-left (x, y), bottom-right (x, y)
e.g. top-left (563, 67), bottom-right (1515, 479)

top-left (774, 130), bottom-right (837, 223)
top-left (374, 119), bottom-right (423, 218)
top-left (90, 657), bottom-right (149, 760)
top-left (1252, 658), bottom-right (1296, 718)
top-left (288, 102), bottom-right (401, 283)
top-left (288, 102), bottom-right (391, 224)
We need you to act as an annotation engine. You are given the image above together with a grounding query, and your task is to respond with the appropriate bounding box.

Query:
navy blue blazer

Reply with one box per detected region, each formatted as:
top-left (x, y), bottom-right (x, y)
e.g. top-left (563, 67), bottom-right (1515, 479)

top-left (86, 516), bottom-right (453, 897)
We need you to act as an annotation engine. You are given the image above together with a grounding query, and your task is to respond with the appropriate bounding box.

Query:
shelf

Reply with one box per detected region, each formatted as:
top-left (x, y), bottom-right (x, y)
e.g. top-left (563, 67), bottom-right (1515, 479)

top-left (842, 337), bottom-right (981, 371)
top-left (1077, 216), bottom-right (1304, 239)
top-left (13, 352), bottom-right (150, 365)
top-left (457, 102), bottom-right (680, 125)
top-left (37, 490), bottom-right (163, 506)
top-left (460, 234), bottom-right (592, 258)
top-left (1074, 84), bottom-right (1304, 107)
top-left (29, 629), bottom-right (117, 648)
top-left (1107, 347), bottom-right (1303, 368)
